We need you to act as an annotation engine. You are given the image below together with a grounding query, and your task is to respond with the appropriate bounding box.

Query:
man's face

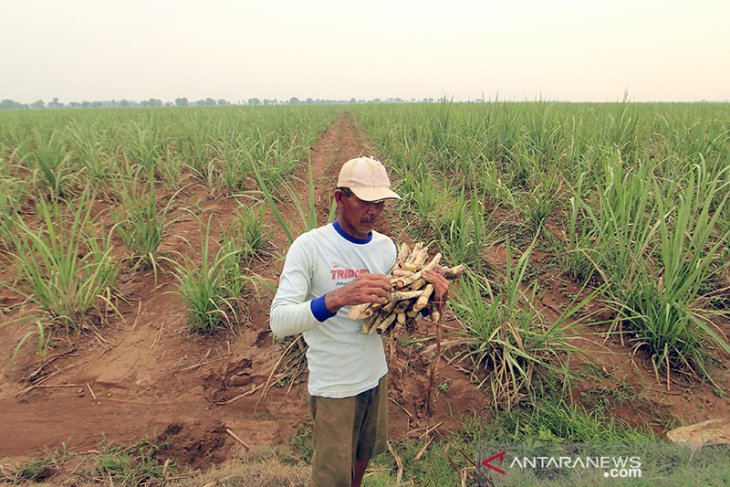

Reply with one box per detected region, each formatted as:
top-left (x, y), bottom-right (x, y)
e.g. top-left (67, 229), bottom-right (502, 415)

top-left (335, 188), bottom-right (386, 239)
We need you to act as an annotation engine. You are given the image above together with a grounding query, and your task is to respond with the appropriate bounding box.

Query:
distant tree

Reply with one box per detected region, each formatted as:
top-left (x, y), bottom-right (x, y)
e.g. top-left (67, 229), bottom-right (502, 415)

top-left (175, 97), bottom-right (188, 107)
top-left (248, 98), bottom-right (261, 106)
top-left (0, 99), bottom-right (26, 109)
top-left (120, 99), bottom-right (131, 107)
top-left (289, 97), bottom-right (300, 104)
top-left (30, 99), bottom-right (45, 109)
top-left (48, 97), bottom-right (64, 108)
top-left (69, 101), bottom-right (81, 108)
top-left (148, 98), bottom-right (163, 107)
top-left (204, 97), bottom-right (216, 106)
top-left (217, 99), bottom-right (228, 106)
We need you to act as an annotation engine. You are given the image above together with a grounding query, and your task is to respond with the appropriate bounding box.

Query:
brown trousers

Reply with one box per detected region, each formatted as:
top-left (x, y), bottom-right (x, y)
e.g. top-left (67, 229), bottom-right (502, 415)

top-left (310, 375), bottom-right (388, 487)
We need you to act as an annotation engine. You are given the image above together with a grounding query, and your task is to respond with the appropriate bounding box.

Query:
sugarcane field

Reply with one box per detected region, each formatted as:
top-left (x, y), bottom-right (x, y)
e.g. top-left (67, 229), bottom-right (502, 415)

top-left (0, 101), bottom-right (728, 486)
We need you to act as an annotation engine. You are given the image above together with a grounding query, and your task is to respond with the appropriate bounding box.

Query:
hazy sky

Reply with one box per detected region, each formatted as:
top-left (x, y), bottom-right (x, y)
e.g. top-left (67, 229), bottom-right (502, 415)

top-left (2, 0), bottom-right (729, 103)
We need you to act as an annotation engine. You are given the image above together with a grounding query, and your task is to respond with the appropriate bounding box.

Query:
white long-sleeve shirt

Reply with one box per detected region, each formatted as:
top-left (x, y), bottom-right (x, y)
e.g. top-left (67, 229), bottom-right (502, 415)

top-left (269, 221), bottom-right (397, 398)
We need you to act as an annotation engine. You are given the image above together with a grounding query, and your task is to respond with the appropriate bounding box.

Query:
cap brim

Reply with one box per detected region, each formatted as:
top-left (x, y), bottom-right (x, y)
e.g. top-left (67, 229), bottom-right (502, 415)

top-left (350, 187), bottom-right (401, 202)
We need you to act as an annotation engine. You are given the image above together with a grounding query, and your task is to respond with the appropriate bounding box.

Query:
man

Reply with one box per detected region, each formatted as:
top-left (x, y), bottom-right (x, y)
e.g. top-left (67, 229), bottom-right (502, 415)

top-left (270, 156), bottom-right (449, 487)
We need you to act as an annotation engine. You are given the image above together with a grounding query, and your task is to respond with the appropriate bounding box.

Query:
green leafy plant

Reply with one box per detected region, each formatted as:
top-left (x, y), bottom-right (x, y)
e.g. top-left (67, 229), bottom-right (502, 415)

top-left (31, 129), bottom-right (75, 199)
top-left (4, 189), bottom-right (119, 332)
top-left (175, 218), bottom-right (246, 333)
top-left (112, 170), bottom-right (181, 280)
top-left (612, 165), bottom-right (730, 383)
top-left (450, 241), bottom-right (596, 410)
top-left (228, 204), bottom-right (271, 261)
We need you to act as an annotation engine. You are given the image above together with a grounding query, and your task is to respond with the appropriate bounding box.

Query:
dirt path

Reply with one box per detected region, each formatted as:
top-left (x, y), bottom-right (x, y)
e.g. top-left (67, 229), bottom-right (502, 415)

top-left (0, 113), bottom-right (489, 466)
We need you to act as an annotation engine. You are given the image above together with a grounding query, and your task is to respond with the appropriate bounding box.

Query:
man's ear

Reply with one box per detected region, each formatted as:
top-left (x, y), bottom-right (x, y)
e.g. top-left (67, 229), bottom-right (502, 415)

top-left (333, 189), bottom-right (345, 204)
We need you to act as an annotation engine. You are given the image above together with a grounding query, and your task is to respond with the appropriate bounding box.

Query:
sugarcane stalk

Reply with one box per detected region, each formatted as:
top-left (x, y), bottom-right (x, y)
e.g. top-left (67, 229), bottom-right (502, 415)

top-left (356, 241), bottom-right (465, 336)
top-left (375, 312), bottom-right (398, 335)
top-left (413, 247), bottom-right (429, 267)
top-left (388, 290), bottom-right (424, 301)
top-left (397, 242), bottom-right (410, 265)
top-left (405, 243), bottom-right (423, 265)
top-left (442, 264), bottom-right (466, 280)
top-left (361, 314), bottom-right (377, 334)
top-left (394, 299), bottom-right (410, 313)
top-left (405, 278), bottom-right (427, 291)
top-left (413, 284), bottom-right (434, 312)
top-left (396, 253), bottom-right (442, 288)
top-left (348, 303), bottom-right (370, 320)
top-left (365, 307), bottom-right (391, 335)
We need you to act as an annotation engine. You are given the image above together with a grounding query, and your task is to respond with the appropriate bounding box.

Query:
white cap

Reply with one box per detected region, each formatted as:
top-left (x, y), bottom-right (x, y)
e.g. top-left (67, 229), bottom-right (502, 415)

top-left (337, 157), bottom-right (401, 202)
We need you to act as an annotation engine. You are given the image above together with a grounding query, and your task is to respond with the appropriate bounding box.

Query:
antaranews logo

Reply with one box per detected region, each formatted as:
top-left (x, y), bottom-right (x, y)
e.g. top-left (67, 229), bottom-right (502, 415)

top-left (476, 443), bottom-right (643, 486)
top-left (481, 451), bottom-right (507, 476)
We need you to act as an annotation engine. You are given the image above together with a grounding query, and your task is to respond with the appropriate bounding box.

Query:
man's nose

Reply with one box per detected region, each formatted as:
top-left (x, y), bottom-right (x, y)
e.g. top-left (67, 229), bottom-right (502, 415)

top-left (366, 201), bottom-right (385, 214)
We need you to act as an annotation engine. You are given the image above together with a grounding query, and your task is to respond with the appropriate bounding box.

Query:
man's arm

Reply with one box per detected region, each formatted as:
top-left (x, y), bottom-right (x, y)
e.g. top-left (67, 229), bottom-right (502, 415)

top-left (270, 238), bottom-right (326, 338)
top-left (270, 240), bottom-right (395, 338)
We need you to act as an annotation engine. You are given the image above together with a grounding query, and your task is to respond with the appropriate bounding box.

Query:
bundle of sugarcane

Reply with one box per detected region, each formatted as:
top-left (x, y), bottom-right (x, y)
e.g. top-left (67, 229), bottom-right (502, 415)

top-left (348, 242), bottom-right (465, 336)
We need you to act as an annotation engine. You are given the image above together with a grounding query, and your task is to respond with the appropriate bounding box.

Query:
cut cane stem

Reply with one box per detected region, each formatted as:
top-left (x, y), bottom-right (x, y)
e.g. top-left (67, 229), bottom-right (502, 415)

top-left (405, 278), bottom-right (427, 291)
top-left (397, 253), bottom-right (442, 288)
top-left (413, 248), bottom-right (429, 267)
top-left (442, 264), bottom-right (466, 280)
top-left (413, 284), bottom-right (434, 312)
top-left (388, 290), bottom-right (424, 301)
top-left (405, 243), bottom-right (423, 265)
top-left (375, 312), bottom-right (398, 335)
top-left (397, 242), bottom-right (410, 265)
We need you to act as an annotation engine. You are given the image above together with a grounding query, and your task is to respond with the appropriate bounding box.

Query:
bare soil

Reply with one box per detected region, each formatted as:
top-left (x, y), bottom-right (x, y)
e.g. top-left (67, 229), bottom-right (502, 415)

top-left (1, 113), bottom-right (728, 474)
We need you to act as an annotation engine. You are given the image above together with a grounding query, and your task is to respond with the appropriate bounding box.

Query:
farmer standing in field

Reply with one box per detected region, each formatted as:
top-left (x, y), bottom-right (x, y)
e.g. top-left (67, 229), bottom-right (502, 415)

top-left (270, 157), bottom-right (449, 487)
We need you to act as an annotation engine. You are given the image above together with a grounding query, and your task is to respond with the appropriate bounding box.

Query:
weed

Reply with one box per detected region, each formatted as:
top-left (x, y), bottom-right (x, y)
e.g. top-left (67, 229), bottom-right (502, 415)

top-left (288, 418), bottom-right (313, 464)
top-left (0, 444), bottom-right (72, 484)
top-left (438, 378), bottom-right (453, 393)
top-left (91, 440), bottom-right (174, 486)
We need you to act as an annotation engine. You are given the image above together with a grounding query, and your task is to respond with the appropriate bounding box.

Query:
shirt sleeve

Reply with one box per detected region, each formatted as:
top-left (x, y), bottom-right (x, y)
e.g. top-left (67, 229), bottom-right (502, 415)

top-left (269, 235), bottom-right (326, 338)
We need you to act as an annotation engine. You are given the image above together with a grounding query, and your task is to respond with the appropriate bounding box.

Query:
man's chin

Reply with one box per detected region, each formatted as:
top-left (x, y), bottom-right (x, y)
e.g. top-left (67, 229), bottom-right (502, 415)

top-left (359, 222), bottom-right (376, 234)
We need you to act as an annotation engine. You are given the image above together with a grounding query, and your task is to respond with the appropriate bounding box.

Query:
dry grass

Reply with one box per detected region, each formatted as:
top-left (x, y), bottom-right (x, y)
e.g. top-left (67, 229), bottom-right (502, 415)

top-left (169, 448), bottom-right (310, 487)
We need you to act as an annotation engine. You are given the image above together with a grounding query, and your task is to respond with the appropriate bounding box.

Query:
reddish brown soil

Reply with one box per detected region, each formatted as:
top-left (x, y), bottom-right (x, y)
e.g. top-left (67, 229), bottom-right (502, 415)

top-left (1, 113), bottom-right (728, 474)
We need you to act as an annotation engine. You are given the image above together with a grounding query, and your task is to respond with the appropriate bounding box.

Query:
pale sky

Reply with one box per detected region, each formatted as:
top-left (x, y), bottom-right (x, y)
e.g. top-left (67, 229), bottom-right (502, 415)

top-left (1, 0), bottom-right (729, 103)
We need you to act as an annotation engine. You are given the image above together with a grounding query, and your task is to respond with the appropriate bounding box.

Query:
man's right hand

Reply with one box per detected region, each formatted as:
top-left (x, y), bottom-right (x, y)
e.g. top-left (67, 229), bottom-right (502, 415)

top-left (324, 273), bottom-right (393, 313)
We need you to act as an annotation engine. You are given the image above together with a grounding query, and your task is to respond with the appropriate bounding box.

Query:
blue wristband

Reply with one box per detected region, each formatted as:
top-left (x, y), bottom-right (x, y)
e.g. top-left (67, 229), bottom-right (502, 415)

top-left (310, 294), bottom-right (336, 322)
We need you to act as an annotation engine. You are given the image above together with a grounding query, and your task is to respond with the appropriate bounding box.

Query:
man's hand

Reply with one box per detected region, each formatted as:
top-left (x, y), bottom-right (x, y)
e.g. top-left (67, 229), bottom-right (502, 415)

top-left (325, 273), bottom-right (393, 313)
top-left (423, 269), bottom-right (450, 311)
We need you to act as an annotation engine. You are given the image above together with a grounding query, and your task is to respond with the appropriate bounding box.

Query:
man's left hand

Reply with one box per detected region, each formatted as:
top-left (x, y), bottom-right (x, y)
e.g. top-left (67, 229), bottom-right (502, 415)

top-left (423, 269), bottom-right (450, 311)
